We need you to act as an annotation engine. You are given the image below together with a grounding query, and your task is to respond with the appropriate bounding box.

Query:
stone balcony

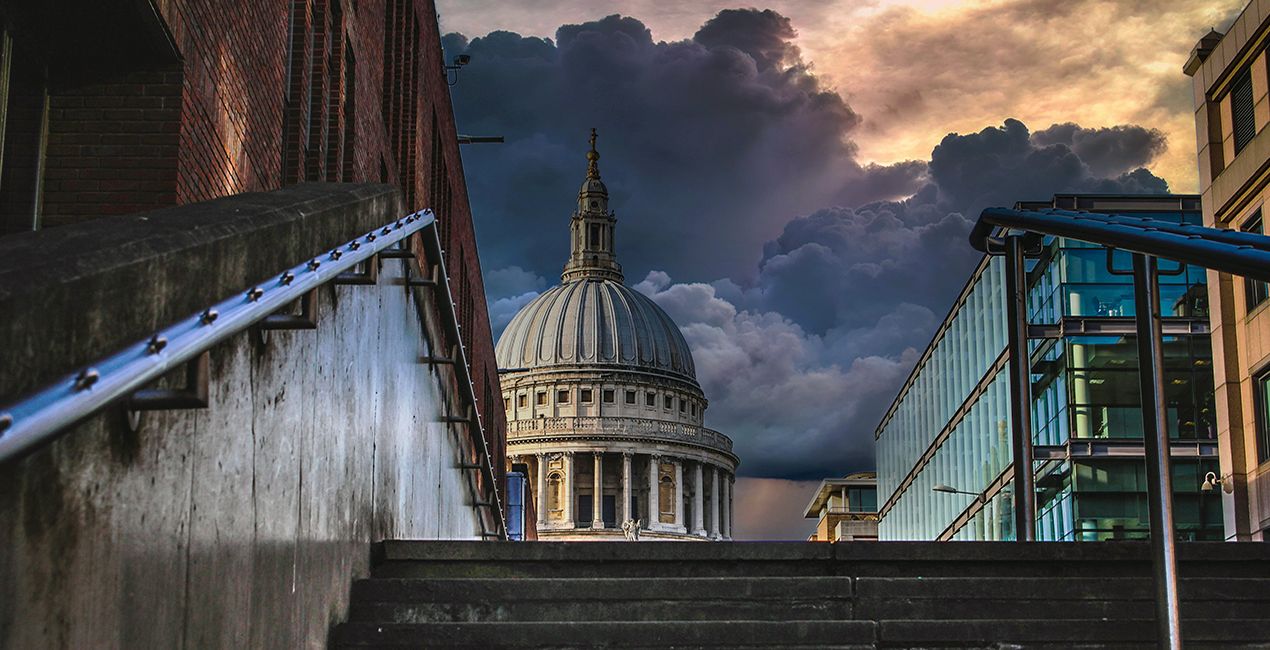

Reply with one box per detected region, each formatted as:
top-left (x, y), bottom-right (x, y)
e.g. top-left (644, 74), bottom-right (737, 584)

top-left (507, 415), bottom-right (734, 455)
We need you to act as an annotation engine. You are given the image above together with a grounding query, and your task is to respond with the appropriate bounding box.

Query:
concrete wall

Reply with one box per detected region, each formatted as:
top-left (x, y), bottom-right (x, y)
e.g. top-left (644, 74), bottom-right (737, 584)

top-left (0, 185), bottom-right (487, 648)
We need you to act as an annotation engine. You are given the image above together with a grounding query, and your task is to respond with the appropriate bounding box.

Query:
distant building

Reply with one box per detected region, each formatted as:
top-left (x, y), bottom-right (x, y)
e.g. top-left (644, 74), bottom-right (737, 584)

top-left (875, 194), bottom-right (1223, 541)
top-left (496, 131), bottom-right (739, 540)
top-left (803, 472), bottom-right (878, 542)
top-left (1185, 6), bottom-right (1270, 541)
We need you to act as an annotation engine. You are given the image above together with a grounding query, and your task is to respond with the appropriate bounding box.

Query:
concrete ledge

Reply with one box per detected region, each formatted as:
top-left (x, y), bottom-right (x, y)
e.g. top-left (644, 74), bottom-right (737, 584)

top-left (0, 183), bottom-right (401, 404)
top-left (376, 540), bottom-right (1270, 563)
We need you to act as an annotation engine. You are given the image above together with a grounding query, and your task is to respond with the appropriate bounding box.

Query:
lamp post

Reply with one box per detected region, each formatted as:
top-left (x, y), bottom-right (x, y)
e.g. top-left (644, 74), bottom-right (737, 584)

top-left (931, 484), bottom-right (986, 504)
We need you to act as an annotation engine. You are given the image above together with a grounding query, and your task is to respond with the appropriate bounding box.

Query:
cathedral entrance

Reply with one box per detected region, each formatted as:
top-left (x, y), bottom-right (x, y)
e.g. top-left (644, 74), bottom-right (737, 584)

top-left (602, 495), bottom-right (616, 528)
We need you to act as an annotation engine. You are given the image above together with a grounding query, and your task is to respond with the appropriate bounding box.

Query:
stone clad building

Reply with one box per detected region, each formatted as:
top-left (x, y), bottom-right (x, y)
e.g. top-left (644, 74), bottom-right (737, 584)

top-left (1185, 3), bottom-right (1270, 540)
top-left (496, 131), bottom-right (739, 540)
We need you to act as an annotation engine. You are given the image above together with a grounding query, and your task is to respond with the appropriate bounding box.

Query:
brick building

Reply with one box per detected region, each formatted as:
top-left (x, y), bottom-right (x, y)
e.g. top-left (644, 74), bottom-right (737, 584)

top-left (0, 0), bottom-right (506, 491)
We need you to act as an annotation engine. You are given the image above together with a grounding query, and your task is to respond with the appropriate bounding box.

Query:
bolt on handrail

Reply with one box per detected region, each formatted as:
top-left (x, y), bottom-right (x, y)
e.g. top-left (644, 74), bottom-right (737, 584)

top-left (0, 209), bottom-right (505, 538)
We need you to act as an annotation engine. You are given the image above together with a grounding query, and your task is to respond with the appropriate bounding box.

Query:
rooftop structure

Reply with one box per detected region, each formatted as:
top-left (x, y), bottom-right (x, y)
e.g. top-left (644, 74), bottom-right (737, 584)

top-left (803, 472), bottom-right (879, 542)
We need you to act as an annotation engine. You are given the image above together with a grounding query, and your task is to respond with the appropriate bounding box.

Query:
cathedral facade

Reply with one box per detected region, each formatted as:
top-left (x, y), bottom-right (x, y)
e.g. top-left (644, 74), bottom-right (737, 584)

top-left (496, 131), bottom-right (739, 540)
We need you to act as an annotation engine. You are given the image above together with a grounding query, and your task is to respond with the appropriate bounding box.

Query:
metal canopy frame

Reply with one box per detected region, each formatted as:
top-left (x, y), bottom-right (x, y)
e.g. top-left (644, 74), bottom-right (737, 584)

top-left (0, 210), bottom-right (507, 540)
top-left (970, 206), bottom-right (1270, 650)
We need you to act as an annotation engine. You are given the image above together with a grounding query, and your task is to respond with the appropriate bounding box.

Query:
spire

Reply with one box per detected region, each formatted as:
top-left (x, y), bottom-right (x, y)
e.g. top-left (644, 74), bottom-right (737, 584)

top-left (587, 128), bottom-right (601, 180)
top-left (563, 128), bottom-right (623, 283)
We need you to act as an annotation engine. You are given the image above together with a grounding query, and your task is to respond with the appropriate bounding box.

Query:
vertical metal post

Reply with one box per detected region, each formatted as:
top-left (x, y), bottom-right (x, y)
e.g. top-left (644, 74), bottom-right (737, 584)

top-left (1131, 253), bottom-right (1183, 650)
top-left (1004, 235), bottom-right (1036, 541)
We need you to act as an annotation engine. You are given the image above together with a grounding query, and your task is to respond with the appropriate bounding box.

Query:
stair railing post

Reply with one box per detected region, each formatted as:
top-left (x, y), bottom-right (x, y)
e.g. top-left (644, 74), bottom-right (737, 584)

top-left (1131, 253), bottom-right (1183, 650)
top-left (1003, 234), bottom-right (1036, 541)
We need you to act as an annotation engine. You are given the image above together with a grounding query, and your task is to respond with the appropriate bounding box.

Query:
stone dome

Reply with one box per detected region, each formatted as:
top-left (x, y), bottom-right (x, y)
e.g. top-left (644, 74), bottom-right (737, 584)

top-left (496, 278), bottom-right (697, 382)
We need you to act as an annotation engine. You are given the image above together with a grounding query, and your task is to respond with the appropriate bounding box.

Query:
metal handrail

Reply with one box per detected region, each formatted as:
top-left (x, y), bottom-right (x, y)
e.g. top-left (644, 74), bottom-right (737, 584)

top-left (0, 209), bottom-right (505, 537)
top-left (417, 214), bottom-right (507, 537)
top-left (965, 205), bottom-right (1270, 650)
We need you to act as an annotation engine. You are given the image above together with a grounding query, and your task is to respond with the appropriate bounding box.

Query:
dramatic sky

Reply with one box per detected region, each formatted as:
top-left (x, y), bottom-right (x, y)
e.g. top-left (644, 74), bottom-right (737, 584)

top-left (437, 0), bottom-right (1243, 540)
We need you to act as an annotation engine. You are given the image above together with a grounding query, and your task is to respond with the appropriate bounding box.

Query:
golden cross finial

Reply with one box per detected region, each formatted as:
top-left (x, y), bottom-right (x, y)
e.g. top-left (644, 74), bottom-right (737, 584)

top-left (586, 128), bottom-right (601, 179)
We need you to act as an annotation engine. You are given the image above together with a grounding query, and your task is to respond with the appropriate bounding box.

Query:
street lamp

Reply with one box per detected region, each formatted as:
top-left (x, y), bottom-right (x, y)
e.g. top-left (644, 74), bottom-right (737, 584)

top-left (1201, 471), bottom-right (1233, 494)
top-left (932, 483), bottom-right (986, 504)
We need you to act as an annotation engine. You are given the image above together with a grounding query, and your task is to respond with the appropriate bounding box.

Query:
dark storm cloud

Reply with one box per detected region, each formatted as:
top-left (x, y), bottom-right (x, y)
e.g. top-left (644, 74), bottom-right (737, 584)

top-left (1029, 123), bottom-right (1169, 184)
top-left (444, 11), bottom-right (915, 283)
top-left (691, 8), bottom-right (799, 72)
top-left (636, 118), bottom-right (1170, 479)
top-left (450, 11), bottom-right (1174, 481)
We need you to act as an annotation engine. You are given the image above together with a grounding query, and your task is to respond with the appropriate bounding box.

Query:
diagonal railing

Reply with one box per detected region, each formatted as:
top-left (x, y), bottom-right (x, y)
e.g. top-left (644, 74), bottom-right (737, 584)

top-left (0, 209), bottom-right (506, 539)
top-left (971, 206), bottom-right (1270, 650)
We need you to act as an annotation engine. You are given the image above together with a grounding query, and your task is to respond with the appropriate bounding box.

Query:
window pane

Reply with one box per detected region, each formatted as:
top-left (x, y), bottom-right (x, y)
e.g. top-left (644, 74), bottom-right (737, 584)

top-left (1233, 71), bottom-right (1257, 153)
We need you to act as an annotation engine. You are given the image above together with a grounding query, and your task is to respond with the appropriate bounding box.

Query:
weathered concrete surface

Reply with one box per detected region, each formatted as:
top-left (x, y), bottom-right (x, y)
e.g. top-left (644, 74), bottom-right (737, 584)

top-left (0, 185), bottom-right (485, 648)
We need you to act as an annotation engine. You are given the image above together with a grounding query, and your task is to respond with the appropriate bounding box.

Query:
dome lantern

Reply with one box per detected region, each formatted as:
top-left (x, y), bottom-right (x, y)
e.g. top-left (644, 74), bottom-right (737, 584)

top-left (564, 128), bottom-right (623, 283)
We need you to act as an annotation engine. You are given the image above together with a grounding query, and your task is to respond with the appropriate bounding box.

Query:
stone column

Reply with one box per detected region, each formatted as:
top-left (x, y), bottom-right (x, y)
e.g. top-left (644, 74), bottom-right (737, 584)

top-left (648, 454), bottom-right (660, 530)
top-left (564, 451), bottom-right (575, 527)
top-left (709, 465), bottom-right (720, 539)
top-left (536, 453), bottom-right (546, 523)
top-left (592, 451), bottom-right (605, 529)
top-left (691, 462), bottom-right (706, 536)
top-left (673, 459), bottom-right (684, 531)
top-left (621, 452), bottom-right (632, 523)
top-left (722, 473), bottom-right (732, 540)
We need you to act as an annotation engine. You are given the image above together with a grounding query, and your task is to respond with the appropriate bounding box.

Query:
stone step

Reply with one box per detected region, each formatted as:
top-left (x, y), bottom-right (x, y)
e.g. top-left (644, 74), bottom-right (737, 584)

top-left (352, 576), bottom-right (852, 602)
top-left (373, 541), bottom-right (1270, 579)
top-left (330, 620), bottom-right (878, 648)
top-left (348, 598), bottom-right (853, 623)
top-left (855, 576), bottom-right (1270, 601)
top-left (876, 618), bottom-right (1270, 648)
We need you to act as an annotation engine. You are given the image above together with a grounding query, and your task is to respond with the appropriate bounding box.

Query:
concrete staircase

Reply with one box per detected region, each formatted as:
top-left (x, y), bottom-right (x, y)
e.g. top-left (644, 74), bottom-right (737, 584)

top-left (330, 541), bottom-right (1270, 649)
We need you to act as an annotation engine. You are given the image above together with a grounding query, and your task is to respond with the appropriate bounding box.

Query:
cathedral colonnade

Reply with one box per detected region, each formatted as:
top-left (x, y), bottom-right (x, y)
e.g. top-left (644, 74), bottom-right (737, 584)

top-left (515, 448), bottom-right (735, 540)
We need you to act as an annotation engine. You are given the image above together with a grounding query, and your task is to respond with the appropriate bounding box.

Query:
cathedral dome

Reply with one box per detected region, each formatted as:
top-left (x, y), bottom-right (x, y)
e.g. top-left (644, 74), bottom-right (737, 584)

top-left (581, 177), bottom-right (608, 196)
top-left (495, 278), bottom-right (697, 382)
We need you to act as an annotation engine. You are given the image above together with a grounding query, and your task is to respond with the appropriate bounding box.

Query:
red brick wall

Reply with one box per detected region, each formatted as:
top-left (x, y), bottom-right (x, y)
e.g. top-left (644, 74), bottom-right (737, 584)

top-left (40, 67), bottom-right (183, 228)
top-left (155, 0), bottom-right (508, 504)
top-left (8, 0), bottom-right (508, 511)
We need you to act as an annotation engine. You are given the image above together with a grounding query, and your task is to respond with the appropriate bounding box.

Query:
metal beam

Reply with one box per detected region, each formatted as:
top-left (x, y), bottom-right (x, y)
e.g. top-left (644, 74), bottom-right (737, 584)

top-left (1027, 316), bottom-right (1208, 339)
top-left (1133, 253), bottom-right (1183, 650)
top-left (1004, 235), bottom-right (1036, 542)
top-left (972, 207), bottom-right (1270, 282)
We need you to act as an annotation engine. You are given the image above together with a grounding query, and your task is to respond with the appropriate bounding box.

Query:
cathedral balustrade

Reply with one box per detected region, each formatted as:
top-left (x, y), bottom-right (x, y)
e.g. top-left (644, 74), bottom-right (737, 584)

top-left (507, 415), bottom-right (733, 453)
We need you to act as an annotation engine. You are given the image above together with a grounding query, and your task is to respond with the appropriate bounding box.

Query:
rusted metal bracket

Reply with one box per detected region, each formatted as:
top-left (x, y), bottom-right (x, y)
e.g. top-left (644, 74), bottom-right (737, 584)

top-left (401, 263), bottom-right (439, 288)
top-left (421, 343), bottom-right (458, 367)
top-left (126, 350), bottom-right (210, 412)
top-left (442, 404), bottom-right (474, 425)
top-left (259, 288), bottom-right (319, 330)
top-left (334, 254), bottom-right (379, 285)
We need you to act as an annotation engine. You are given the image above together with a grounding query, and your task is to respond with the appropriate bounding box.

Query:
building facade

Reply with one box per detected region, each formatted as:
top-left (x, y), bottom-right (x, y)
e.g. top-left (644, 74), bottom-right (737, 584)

top-left (1185, 3), bottom-right (1270, 540)
top-left (0, 0), bottom-right (506, 491)
top-left (803, 472), bottom-right (878, 542)
top-left (876, 194), bottom-right (1223, 542)
top-left (496, 132), bottom-right (739, 540)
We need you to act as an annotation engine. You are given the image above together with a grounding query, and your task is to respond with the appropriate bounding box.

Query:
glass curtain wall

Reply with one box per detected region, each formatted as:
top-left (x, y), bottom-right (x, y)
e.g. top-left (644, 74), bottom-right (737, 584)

top-left (877, 202), bottom-right (1221, 541)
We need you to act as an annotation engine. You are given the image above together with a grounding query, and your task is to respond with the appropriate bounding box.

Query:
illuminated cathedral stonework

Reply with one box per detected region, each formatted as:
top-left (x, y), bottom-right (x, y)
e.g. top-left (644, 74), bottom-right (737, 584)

top-left (496, 130), bottom-right (738, 540)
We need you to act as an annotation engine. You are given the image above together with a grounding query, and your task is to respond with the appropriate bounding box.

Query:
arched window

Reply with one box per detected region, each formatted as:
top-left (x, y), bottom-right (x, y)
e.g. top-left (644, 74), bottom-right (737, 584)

top-left (658, 475), bottom-right (674, 523)
top-left (547, 472), bottom-right (563, 515)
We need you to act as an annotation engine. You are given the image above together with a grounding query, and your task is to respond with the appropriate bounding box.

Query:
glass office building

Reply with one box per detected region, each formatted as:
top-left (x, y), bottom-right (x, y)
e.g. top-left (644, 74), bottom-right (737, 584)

top-left (876, 195), bottom-right (1223, 541)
